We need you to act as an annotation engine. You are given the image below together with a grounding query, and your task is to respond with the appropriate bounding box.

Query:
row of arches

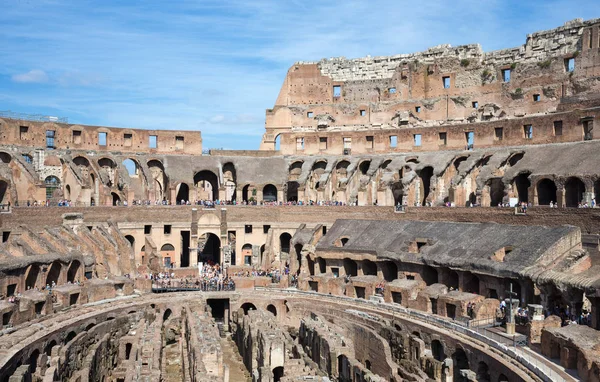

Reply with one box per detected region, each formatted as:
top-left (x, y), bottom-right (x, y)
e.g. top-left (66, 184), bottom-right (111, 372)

top-left (24, 260), bottom-right (81, 290)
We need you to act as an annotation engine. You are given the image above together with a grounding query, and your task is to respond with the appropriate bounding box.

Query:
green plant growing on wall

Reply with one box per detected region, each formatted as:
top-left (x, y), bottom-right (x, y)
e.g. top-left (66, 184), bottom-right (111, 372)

top-left (460, 59), bottom-right (470, 67)
top-left (510, 62), bottom-right (517, 70)
top-left (537, 60), bottom-right (552, 69)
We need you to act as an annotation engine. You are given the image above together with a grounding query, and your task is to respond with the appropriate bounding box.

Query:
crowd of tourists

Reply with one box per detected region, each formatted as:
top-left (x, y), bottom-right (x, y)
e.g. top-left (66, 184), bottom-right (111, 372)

top-left (150, 263), bottom-right (236, 291)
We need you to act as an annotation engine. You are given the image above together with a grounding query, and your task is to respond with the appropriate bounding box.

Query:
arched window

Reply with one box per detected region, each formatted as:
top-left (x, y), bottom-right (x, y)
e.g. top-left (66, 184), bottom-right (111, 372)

top-left (45, 176), bottom-right (60, 200)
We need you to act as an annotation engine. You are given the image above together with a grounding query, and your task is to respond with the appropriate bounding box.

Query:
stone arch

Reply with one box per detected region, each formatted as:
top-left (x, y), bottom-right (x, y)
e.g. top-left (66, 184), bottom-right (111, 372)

top-left (507, 152), bottom-right (524, 167)
top-left (85, 323), bottom-right (96, 331)
top-left (111, 192), bottom-right (121, 206)
top-left (122, 158), bottom-right (140, 177)
top-left (198, 232), bottom-right (221, 264)
top-left (422, 265), bottom-right (438, 286)
top-left (0, 152), bottom-right (12, 164)
top-left (312, 160), bottom-right (327, 172)
top-left (266, 304), bottom-right (277, 316)
top-left (44, 340), bottom-right (57, 356)
top-left (359, 160), bottom-right (371, 175)
top-left (176, 183), bottom-right (189, 203)
top-left (380, 261), bottom-right (398, 282)
top-left (477, 361), bottom-right (491, 381)
top-left (25, 264), bottom-right (40, 290)
top-left (161, 243), bottom-right (175, 251)
top-left (513, 172), bottom-right (531, 203)
top-left (565, 176), bottom-right (586, 207)
top-left (335, 160), bottom-right (350, 175)
top-left (65, 331), bottom-right (77, 344)
top-left (44, 176), bottom-right (60, 200)
top-left (163, 308), bottom-right (172, 321)
top-left (98, 157), bottom-right (116, 168)
top-left (488, 178), bottom-right (505, 206)
top-left (418, 166), bottom-right (434, 205)
top-left (286, 181), bottom-right (299, 202)
top-left (240, 302), bottom-right (257, 315)
top-left (148, 159), bottom-right (168, 202)
top-left (453, 156), bottom-right (468, 171)
top-left (380, 159), bottom-right (393, 171)
top-left (194, 170), bottom-right (219, 201)
top-left (273, 366), bottom-right (284, 382)
top-left (452, 348), bottom-right (470, 380)
top-left (536, 178), bottom-right (557, 205)
top-left (362, 259), bottom-right (377, 276)
top-left (242, 184), bottom-right (253, 202)
top-left (288, 161), bottom-right (303, 178)
top-left (125, 235), bottom-right (135, 247)
top-left (46, 261), bottom-right (62, 286)
top-left (392, 181), bottom-right (404, 205)
top-left (67, 260), bottom-right (81, 283)
top-left (263, 184), bottom-right (278, 202)
top-left (0, 179), bottom-right (9, 204)
top-left (28, 349), bottom-right (40, 374)
top-left (431, 339), bottom-right (445, 361)
top-left (446, 269), bottom-right (459, 290)
top-left (222, 162), bottom-right (237, 202)
top-left (343, 258), bottom-right (357, 277)
top-left (279, 233), bottom-right (292, 254)
top-left (73, 156), bottom-right (91, 167)
top-left (498, 374), bottom-right (509, 382)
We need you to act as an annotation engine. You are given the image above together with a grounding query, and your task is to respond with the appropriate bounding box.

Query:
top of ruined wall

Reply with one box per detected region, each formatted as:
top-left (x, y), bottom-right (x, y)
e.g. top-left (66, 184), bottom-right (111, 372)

top-left (296, 18), bottom-right (598, 81)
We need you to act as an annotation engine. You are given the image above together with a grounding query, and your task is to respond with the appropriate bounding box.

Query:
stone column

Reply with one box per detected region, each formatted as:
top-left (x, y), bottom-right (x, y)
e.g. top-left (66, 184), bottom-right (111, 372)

top-left (190, 208), bottom-right (199, 268)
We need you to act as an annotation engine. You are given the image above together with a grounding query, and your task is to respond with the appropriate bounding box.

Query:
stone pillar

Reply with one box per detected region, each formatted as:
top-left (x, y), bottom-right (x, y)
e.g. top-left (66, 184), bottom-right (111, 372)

top-left (220, 208), bottom-right (228, 268)
top-left (190, 208), bottom-right (199, 268)
top-left (590, 297), bottom-right (600, 330)
top-left (557, 187), bottom-right (565, 208)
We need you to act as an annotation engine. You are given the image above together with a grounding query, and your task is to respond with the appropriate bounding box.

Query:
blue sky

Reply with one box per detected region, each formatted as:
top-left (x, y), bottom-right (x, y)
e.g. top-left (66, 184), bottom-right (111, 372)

top-left (1, 0), bottom-right (599, 150)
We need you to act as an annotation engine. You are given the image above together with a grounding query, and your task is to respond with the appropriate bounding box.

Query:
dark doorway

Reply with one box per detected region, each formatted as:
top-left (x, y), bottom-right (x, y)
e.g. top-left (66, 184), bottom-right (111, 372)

top-left (418, 167), bottom-right (434, 205)
top-left (273, 366), bottom-right (284, 382)
top-left (537, 178), bottom-right (557, 205)
top-left (207, 298), bottom-right (229, 322)
top-left (280, 233), bottom-right (291, 254)
top-left (286, 181), bottom-right (299, 202)
top-left (514, 173), bottom-right (531, 203)
top-left (199, 233), bottom-right (221, 264)
top-left (489, 178), bottom-right (505, 206)
top-left (431, 340), bottom-right (444, 361)
top-left (422, 266), bottom-right (438, 286)
top-left (565, 177), bottom-right (585, 207)
top-left (263, 184), bottom-right (278, 202)
top-left (176, 183), bottom-right (189, 204)
top-left (180, 231), bottom-right (190, 267)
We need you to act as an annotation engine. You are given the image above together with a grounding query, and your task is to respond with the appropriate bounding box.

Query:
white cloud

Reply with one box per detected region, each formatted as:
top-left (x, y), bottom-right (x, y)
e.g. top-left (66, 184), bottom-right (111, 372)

top-left (11, 69), bottom-right (48, 83)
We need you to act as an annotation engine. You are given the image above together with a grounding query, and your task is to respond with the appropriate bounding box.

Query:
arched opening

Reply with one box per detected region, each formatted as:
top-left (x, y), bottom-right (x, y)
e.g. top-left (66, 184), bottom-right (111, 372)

top-left (242, 185), bottom-right (251, 202)
top-left (431, 340), bottom-right (444, 361)
top-left (422, 266), bottom-right (438, 286)
top-left (565, 176), bottom-right (585, 207)
top-left (25, 264), bottom-right (39, 290)
top-left (241, 243), bottom-right (253, 266)
top-left (273, 366), bottom-right (284, 382)
top-left (498, 374), bottom-right (509, 382)
top-left (489, 178), bottom-right (505, 206)
top-left (240, 302), bottom-right (256, 315)
top-left (288, 161), bottom-right (303, 179)
top-left (28, 349), bottom-right (40, 374)
top-left (537, 178), bottom-right (557, 205)
top-left (317, 257), bottom-right (326, 274)
top-left (67, 260), bottom-right (80, 283)
top-left (46, 261), bottom-right (62, 286)
top-left (513, 173), bottom-right (531, 203)
top-left (0, 152), bottom-right (11, 164)
top-left (452, 348), bottom-right (470, 380)
top-left (176, 183), bottom-right (189, 204)
top-left (0, 180), bottom-right (8, 204)
top-left (267, 304), bottom-right (277, 316)
top-left (122, 159), bottom-right (139, 177)
top-left (392, 182), bottom-right (404, 205)
top-left (44, 340), bottom-right (57, 356)
top-left (464, 273), bottom-right (480, 294)
top-left (163, 309), bottom-right (172, 321)
top-left (381, 261), bottom-right (398, 282)
top-left (44, 176), bottom-right (60, 200)
top-left (194, 170), bottom-right (219, 201)
top-left (85, 323), bottom-right (96, 331)
top-left (223, 162), bottom-right (237, 202)
top-left (365, 360), bottom-right (371, 370)
top-left (263, 184), bottom-right (278, 202)
top-left (362, 260), bottom-right (377, 276)
top-left (125, 343), bottom-right (133, 360)
top-left (359, 160), bottom-right (371, 175)
top-left (508, 152), bottom-right (524, 167)
top-left (446, 270), bottom-right (459, 290)
top-left (148, 160), bottom-right (169, 202)
top-left (161, 244), bottom-right (175, 267)
top-left (286, 181), bottom-right (299, 202)
top-left (477, 361), bottom-right (491, 381)
top-left (125, 235), bottom-right (135, 247)
top-left (112, 192), bottom-right (120, 206)
top-left (343, 258), bottom-right (357, 277)
top-left (418, 166), bottom-right (434, 205)
top-left (65, 184), bottom-right (71, 200)
top-left (274, 134), bottom-right (281, 151)
top-left (279, 233), bottom-right (291, 254)
top-left (467, 192), bottom-right (477, 207)
top-left (453, 156), bottom-right (468, 171)
top-left (65, 331), bottom-right (77, 344)
top-left (307, 256), bottom-right (315, 276)
top-left (198, 233), bottom-right (221, 264)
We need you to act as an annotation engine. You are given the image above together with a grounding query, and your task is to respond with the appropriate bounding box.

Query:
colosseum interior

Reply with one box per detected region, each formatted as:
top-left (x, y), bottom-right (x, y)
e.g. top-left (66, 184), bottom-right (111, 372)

top-left (1, 17), bottom-right (600, 382)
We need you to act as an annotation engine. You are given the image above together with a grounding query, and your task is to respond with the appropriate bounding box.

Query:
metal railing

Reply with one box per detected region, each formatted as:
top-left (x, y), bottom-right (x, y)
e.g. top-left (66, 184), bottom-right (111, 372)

top-left (256, 288), bottom-right (569, 382)
top-left (0, 110), bottom-right (68, 123)
top-left (151, 282), bottom-right (235, 293)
